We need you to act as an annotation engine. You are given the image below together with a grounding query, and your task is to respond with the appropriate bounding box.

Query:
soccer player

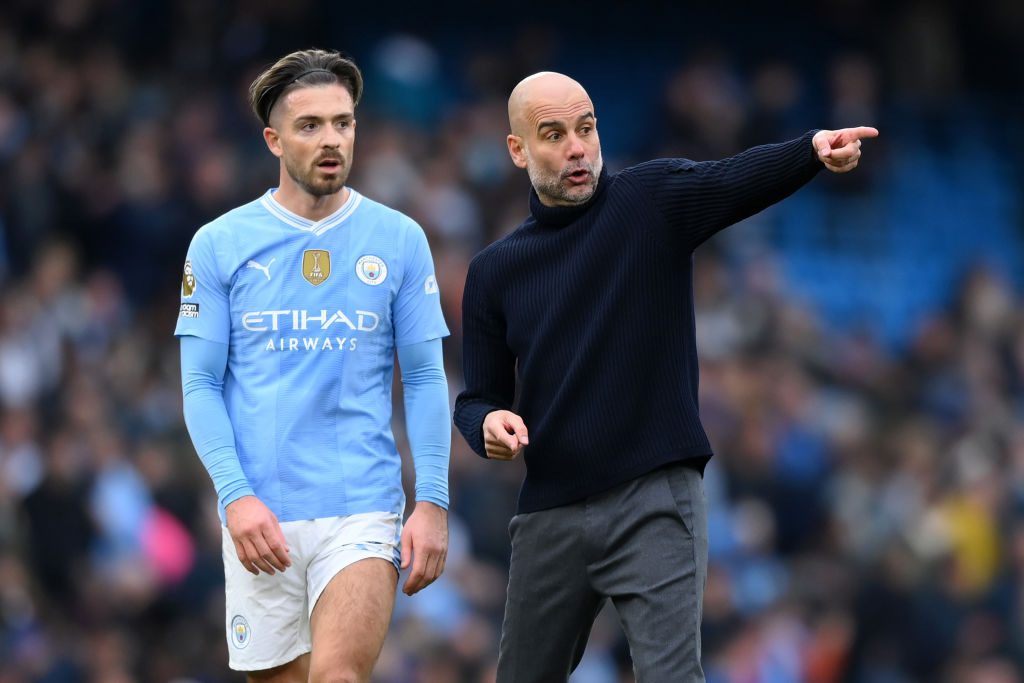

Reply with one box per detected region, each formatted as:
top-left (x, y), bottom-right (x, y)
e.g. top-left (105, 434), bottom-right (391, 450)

top-left (453, 71), bottom-right (877, 682)
top-left (177, 49), bottom-right (451, 682)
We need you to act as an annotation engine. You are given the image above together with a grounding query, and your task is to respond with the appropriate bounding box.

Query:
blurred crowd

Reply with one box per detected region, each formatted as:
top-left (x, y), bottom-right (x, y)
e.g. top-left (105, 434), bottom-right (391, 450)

top-left (2, 1), bottom-right (1024, 682)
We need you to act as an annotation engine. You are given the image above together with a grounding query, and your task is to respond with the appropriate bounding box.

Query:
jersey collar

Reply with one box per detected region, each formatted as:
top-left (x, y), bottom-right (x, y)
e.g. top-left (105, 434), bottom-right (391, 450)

top-left (260, 188), bottom-right (363, 236)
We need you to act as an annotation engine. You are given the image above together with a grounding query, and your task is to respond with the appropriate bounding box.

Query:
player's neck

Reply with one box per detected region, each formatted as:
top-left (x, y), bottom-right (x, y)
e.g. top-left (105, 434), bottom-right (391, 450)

top-left (273, 182), bottom-right (350, 222)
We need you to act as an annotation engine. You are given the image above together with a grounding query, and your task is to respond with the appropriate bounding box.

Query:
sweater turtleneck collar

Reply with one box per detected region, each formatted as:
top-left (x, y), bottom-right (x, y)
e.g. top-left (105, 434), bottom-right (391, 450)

top-left (528, 167), bottom-right (610, 228)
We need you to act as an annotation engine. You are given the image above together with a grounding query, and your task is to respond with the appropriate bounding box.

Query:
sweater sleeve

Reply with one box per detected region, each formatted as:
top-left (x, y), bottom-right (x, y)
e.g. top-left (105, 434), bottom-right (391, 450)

top-left (630, 130), bottom-right (822, 251)
top-left (453, 253), bottom-right (517, 458)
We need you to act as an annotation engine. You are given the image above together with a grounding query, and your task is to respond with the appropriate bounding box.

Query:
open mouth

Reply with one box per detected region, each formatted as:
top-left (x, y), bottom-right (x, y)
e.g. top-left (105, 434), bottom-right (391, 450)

top-left (317, 159), bottom-right (342, 172)
top-left (565, 169), bottom-right (591, 185)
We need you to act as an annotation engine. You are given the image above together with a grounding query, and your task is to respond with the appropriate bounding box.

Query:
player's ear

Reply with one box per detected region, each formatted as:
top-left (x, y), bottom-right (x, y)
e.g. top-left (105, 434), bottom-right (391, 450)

top-left (264, 126), bottom-right (283, 158)
top-left (507, 134), bottom-right (528, 169)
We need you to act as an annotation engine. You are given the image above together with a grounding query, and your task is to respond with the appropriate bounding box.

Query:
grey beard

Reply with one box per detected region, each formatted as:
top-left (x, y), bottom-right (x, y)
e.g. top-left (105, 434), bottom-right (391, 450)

top-left (527, 153), bottom-right (603, 205)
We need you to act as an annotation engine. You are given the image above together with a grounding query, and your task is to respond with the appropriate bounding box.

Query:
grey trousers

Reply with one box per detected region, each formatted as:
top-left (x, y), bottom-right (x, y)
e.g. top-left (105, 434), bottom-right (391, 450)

top-left (496, 462), bottom-right (708, 683)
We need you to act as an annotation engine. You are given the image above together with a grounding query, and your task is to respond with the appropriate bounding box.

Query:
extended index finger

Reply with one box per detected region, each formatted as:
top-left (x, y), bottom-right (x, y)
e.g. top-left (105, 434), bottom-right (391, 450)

top-left (845, 126), bottom-right (879, 141)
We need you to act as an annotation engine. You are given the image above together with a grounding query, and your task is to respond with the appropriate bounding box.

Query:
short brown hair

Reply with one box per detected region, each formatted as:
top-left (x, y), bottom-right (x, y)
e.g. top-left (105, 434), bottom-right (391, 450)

top-left (249, 48), bottom-right (364, 126)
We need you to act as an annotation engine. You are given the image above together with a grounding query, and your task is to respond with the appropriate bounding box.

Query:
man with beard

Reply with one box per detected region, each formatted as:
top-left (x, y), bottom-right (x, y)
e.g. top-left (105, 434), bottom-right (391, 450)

top-left (453, 71), bottom-right (877, 682)
top-left (176, 49), bottom-right (451, 682)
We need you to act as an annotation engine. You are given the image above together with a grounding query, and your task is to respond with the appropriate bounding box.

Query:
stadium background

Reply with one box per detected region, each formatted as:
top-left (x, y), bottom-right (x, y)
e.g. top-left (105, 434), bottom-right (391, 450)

top-left (2, 1), bottom-right (1024, 681)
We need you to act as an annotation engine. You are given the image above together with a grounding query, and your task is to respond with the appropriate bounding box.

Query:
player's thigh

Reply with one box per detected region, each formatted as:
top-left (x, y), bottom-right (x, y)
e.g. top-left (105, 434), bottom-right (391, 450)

top-left (308, 557), bottom-right (398, 679)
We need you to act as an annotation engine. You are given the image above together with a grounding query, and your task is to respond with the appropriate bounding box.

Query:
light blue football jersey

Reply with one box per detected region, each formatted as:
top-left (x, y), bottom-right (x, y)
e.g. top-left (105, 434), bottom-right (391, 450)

top-left (175, 188), bottom-right (449, 522)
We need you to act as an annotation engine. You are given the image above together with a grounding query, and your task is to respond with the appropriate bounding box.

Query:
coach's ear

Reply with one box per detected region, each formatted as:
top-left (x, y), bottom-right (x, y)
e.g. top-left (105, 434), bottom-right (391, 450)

top-left (507, 134), bottom-right (528, 169)
top-left (264, 127), bottom-right (283, 159)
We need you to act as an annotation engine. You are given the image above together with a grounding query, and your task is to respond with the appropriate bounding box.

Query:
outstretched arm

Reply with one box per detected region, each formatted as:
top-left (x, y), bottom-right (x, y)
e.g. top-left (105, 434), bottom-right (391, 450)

top-left (635, 127), bottom-right (879, 250)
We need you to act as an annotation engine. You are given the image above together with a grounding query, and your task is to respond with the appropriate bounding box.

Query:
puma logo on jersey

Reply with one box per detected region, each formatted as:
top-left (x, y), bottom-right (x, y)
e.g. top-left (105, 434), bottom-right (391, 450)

top-left (246, 258), bottom-right (275, 280)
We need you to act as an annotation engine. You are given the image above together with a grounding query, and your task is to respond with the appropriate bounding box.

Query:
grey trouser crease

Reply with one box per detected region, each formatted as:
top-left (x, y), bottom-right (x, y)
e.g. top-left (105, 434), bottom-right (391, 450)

top-left (496, 461), bottom-right (708, 683)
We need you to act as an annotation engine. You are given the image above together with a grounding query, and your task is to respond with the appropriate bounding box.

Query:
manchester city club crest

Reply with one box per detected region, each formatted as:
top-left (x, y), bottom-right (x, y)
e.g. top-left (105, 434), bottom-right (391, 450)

top-left (356, 255), bottom-right (387, 286)
top-left (230, 615), bottom-right (251, 649)
top-left (181, 259), bottom-right (197, 298)
top-left (302, 249), bottom-right (331, 286)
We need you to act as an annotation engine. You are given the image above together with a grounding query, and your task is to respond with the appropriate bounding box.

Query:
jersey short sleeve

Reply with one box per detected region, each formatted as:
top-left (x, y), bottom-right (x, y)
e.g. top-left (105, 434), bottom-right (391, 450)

top-left (174, 226), bottom-right (231, 344)
top-left (393, 222), bottom-right (449, 347)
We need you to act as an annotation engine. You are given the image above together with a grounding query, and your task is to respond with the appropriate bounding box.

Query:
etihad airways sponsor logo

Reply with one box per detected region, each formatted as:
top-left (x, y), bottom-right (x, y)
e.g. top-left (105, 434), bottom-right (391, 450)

top-left (241, 309), bottom-right (380, 332)
top-left (263, 336), bottom-right (359, 352)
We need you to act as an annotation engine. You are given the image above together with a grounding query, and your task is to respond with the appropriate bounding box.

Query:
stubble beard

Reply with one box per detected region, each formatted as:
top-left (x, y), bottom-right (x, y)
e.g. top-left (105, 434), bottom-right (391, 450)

top-left (284, 154), bottom-right (350, 198)
top-left (526, 150), bottom-right (603, 206)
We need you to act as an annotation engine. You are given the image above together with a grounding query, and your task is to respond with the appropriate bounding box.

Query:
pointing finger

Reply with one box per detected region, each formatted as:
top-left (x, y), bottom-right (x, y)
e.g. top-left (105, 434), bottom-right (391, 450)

top-left (847, 126), bottom-right (879, 140)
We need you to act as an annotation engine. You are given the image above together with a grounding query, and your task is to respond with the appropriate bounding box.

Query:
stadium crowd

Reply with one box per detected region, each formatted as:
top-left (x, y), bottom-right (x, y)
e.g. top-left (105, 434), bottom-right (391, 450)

top-left (1, 1), bottom-right (1023, 681)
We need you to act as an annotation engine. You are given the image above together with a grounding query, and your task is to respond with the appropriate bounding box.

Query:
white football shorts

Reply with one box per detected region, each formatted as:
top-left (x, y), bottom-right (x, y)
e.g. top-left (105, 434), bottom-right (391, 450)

top-left (221, 511), bottom-right (402, 671)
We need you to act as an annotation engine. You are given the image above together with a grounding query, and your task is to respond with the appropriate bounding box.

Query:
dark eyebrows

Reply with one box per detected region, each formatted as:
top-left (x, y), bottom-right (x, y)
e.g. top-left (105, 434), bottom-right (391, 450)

top-left (536, 111), bottom-right (596, 132)
top-left (293, 112), bottom-right (354, 125)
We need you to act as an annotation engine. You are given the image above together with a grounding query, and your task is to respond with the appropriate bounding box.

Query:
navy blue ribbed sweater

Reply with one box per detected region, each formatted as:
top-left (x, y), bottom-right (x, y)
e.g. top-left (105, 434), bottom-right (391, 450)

top-left (454, 131), bottom-right (822, 513)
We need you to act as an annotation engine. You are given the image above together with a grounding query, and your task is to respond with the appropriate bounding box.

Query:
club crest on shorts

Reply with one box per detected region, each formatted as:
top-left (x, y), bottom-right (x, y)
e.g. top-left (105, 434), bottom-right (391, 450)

top-left (356, 255), bottom-right (387, 286)
top-left (181, 259), bottom-right (197, 298)
top-left (231, 615), bottom-right (251, 649)
top-left (302, 249), bottom-right (331, 286)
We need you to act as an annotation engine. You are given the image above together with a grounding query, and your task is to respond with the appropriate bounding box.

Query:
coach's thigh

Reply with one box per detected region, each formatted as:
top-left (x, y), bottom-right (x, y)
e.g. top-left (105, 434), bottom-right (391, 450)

top-left (497, 506), bottom-right (604, 683)
top-left (606, 465), bottom-right (708, 682)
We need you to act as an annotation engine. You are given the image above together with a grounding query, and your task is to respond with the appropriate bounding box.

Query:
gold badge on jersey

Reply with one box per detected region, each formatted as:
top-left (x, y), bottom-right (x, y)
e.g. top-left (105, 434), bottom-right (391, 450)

top-left (302, 249), bottom-right (331, 286)
top-left (182, 259), bottom-right (197, 298)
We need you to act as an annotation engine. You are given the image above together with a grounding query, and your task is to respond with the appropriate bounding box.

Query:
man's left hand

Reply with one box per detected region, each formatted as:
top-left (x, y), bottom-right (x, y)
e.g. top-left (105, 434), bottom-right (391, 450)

top-left (813, 127), bottom-right (879, 173)
top-left (400, 501), bottom-right (448, 596)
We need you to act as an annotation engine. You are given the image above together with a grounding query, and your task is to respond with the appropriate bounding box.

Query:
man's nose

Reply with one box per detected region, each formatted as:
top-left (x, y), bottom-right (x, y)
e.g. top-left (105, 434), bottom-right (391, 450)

top-left (567, 134), bottom-right (585, 159)
top-left (322, 126), bottom-right (341, 148)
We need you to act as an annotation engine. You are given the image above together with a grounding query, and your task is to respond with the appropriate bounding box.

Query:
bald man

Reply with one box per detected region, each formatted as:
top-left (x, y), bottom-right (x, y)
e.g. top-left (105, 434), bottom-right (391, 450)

top-left (454, 72), bottom-right (877, 682)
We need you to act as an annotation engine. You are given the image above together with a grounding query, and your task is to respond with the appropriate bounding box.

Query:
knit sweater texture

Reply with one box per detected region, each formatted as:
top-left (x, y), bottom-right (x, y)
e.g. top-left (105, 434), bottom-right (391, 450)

top-left (454, 131), bottom-right (822, 513)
